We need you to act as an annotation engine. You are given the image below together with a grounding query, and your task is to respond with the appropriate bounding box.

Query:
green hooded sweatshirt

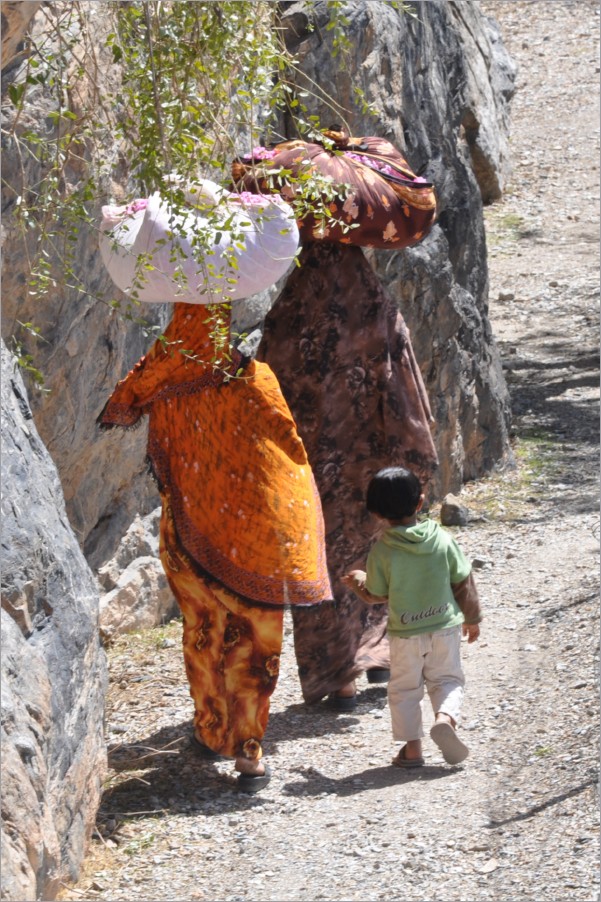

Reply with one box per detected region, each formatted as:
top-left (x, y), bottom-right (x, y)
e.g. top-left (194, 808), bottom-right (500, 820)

top-left (365, 519), bottom-right (472, 638)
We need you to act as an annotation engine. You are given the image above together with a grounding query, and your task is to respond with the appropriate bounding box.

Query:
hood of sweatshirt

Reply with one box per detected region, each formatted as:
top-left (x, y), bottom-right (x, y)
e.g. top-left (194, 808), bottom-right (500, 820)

top-left (381, 518), bottom-right (443, 555)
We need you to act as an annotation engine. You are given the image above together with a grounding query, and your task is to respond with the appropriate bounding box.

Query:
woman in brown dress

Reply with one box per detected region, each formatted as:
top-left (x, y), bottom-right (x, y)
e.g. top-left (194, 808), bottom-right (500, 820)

top-left (234, 131), bottom-right (439, 708)
top-left (258, 241), bottom-right (438, 707)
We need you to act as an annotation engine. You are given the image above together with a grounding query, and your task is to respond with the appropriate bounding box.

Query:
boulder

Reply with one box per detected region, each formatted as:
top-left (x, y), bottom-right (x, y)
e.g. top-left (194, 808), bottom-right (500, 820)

top-left (440, 493), bottom-right (470, 527)
top-left (99, 556), bottom-right (178, 642)
top-left (0, 342), bottom-right (107, 901)
top-left (95, 507), bottom-right (178, 640)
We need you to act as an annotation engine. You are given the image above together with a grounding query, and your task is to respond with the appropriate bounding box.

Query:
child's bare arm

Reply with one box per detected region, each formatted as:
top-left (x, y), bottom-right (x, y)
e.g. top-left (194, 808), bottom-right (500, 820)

top-left (342, 570), bottom-right (388, 605)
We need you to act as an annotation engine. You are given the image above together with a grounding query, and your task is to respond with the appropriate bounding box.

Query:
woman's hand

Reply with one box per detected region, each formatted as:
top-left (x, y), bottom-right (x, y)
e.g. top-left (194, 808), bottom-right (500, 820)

top-left (342, 570), bottom-right (367, 592)
top-left (342, 571), bottom-right (387, 605)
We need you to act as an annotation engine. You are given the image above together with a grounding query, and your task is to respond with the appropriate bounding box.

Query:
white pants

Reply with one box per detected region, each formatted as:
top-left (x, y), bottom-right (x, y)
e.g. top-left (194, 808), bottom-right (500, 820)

top-left (388, 626), bottom-right (465, 741)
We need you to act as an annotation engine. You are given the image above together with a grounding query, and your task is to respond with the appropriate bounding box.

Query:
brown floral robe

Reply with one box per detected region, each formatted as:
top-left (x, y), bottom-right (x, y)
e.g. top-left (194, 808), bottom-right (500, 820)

top-left (257, 242), bottom-right (439, 703)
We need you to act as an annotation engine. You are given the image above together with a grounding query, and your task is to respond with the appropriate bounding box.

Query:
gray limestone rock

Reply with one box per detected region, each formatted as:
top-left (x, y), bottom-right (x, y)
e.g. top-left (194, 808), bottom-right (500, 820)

top-left (276, 0), bottom-right (515, 494)
top-left (0, 342), bottom-right (108, 901)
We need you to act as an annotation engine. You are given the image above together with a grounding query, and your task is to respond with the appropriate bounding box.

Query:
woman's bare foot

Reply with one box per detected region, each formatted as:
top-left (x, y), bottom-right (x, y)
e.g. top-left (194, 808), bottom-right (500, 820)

top-left (334, 680), bottom-right (356, 698)
top-left (235, 756), bottom-right (267, 777)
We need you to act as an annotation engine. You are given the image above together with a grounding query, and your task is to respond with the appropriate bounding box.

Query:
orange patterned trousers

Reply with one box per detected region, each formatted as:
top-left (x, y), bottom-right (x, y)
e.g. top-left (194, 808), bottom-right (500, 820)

top-left (159, 495), bottom-right (283, 760)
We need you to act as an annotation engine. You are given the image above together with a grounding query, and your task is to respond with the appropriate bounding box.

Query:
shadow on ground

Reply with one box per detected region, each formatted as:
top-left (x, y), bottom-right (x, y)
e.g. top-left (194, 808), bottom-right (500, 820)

top-left (282, 761), bottom-right (454, 797)
top-left (487, 777), bottom-right (597, 829)
top-left (98, 689), bottom-right (391, 823)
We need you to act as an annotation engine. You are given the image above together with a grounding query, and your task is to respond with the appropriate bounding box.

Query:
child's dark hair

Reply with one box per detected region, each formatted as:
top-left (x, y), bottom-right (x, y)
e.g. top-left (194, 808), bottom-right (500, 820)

top-left (366, 467), bottom-right (423, 520)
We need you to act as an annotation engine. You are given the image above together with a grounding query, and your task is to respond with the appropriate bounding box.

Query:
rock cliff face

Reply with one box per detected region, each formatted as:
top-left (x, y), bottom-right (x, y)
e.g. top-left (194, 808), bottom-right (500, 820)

top-left (277, 0), bottom-right (516, 489)
top-left (0, 1), bottom-right (41, 71)
top-left (0, 342), bottom-right (107, 902)
top-left (0, 2), bottom-right (516, 895)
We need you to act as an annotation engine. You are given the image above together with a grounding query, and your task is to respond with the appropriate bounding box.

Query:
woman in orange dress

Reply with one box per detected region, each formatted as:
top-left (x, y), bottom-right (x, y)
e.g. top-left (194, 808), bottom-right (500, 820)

top-left (99, 302), bottom-right (331, 791)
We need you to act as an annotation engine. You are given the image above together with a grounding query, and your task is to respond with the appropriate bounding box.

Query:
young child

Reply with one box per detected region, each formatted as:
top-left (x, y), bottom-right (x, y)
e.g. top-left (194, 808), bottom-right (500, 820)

top-left (343, 466), bottom-right (482, 767)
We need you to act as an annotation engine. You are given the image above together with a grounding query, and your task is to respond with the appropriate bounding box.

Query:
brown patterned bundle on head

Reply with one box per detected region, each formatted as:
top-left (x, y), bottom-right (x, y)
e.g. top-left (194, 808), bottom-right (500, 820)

top-left (231, 131), bottom-right (437, 250)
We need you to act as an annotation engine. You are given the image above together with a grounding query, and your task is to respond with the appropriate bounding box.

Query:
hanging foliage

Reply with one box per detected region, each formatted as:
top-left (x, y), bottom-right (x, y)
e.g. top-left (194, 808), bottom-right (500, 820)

top-left (2, 0), bottom-right (413, 376)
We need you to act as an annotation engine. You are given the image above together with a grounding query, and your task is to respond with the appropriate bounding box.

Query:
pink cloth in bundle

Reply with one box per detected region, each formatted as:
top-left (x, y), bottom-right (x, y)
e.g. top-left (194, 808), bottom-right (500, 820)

top-left (99, 179), bottom-right (299, 304)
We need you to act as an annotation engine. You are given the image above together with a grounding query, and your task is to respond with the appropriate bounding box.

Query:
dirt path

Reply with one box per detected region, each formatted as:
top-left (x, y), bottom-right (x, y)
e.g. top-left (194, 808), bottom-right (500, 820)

top-left (60, 3), bottom-right (599, 900)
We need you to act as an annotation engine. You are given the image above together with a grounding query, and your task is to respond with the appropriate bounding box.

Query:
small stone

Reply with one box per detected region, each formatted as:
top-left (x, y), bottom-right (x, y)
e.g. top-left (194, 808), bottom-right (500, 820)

top-left (472, 558), bottom-right (492, 570)
top-left (475, 858), bottom-right (500, 874)
top-left (440, 494), bottom-right (470, 526)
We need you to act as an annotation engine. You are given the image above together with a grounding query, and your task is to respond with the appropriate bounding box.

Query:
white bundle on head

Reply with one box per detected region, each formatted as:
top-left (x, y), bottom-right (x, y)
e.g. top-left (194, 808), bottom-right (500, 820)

top-left (99, 179), bottom-right (299, 304)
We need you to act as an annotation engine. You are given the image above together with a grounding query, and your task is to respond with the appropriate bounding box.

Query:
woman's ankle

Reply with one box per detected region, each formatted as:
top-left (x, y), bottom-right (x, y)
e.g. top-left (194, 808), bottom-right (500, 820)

top-left (335, 680), bottom-right (356, 698)
top-left (235, 756), bottom-right (265, 776)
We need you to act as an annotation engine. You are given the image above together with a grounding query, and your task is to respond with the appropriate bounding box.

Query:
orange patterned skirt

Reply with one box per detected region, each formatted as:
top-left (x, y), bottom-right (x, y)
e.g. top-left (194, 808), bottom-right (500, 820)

top-left (159, 494), bottom-right (283, 760)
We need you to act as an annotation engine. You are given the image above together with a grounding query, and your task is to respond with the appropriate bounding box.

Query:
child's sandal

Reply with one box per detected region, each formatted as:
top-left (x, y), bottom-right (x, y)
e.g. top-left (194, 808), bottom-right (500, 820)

top-left (392, 745), bottom-right (424, 768)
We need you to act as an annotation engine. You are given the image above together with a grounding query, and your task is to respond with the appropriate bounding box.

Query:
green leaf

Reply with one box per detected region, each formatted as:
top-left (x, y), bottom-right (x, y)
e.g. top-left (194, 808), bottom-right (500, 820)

top-left (8, 83), bottom-right (26, 106)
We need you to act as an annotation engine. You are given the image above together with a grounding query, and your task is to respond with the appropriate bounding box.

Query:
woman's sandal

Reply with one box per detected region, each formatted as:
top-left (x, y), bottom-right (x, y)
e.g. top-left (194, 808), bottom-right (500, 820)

top-left (236, 763), bottom-right (271, 793)
top-left (325, 680), bottom-right (358, 711)
top-left (325, 693), bottom-right (358, 711)
top-left (366, 667), bottom-right (390, 684)
top-left (392, 745), bottom-right (425, 768)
